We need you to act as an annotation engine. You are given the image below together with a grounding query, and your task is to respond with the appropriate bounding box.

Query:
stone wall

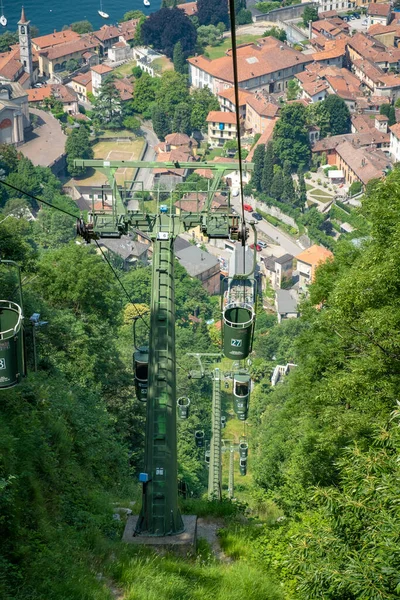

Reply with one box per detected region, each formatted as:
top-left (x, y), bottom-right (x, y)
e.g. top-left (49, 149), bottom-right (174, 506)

top-left (254, 199), bottom-right (298, 228)
top-left (254, 2), bottom-right (318, 23)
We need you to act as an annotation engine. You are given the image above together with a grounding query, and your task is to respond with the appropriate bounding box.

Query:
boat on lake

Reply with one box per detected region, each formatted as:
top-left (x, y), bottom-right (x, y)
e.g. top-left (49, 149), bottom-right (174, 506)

top-left (0, 0), bottom-right (7, 26)
top-left (98, 0), bottom-right (109, 19)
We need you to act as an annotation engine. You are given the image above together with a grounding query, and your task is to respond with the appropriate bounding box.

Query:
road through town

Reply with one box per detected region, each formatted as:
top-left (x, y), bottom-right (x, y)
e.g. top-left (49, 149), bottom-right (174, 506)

top-left (230, 196), bottom-right (303, 257)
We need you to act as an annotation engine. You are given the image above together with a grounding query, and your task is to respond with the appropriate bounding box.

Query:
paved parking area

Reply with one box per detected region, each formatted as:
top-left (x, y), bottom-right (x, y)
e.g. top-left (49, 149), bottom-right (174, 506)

top-left (19, 108), bottom-right (66, 167)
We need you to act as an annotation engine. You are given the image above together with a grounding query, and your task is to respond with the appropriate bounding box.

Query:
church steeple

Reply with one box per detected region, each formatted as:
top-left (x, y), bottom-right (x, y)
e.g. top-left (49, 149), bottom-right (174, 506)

top-left (19, 6), bottom-right (27, 24)
top-left (18, 6), bottom-right (33, 85)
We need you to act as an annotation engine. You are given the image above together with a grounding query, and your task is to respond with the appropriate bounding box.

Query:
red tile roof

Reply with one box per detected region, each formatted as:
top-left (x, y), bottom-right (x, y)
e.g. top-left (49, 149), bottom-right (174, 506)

top-left (390, 122), bottom-right (400, 137)
top-left (217, 87), bottom-right (252, 105)
top-left (368, 3), bottom-right (391, 16)
top-left (206, 110), bottom-right (237, 124)
top-left (246, 118), bottom-right (278, 161)
top-left (246, 93), bottom-right (280, 117)
top-left (41, 36), bottom-right (98, 61)
top-left (176, 1), bottom-right (198, 16)
top-left (336, 141), bottom-right (390, 184)
top-left (27, 84), bottom-right (78, 104)
top-left (296, 244), bottom-right (333, 273)
top-left (118, 19), bottom-right (139, 41)
top-left (32, 29), bottom-right (80, 50)
top-left (188, 37), bottom-right (311, 85)
top-left (91, 64), bottom-right (113, 74)
top-left (72, 72), bottom-right (92, 87)
top-left (93, 25), bottom-right (120, 42)
top-left (113, 77), bottom-right (133, 101)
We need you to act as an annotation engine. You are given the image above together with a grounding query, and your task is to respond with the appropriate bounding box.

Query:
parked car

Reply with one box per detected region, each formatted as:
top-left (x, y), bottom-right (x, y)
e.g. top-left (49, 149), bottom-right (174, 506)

top-left (232, 189), bottom-right (240, 197)
top-left (252, 212), bottom-right (262, 221)
top-left (258, 240), bottom-right (267, 249)
top-left (353, 12), bottom-right (360, 18)
top-left (342, 16), bottom-right (349, 21)
top-left (243, 204), bottom-right (253, 212)
top-left (250, 243), bottom-right (262, 251)
top-left (362, 19), bottom-right (368, 25)
top-left (349, 14), bottom-right (356, 20)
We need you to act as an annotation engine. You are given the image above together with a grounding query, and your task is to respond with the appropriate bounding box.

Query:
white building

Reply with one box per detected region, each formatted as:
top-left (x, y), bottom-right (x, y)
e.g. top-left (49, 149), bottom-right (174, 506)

top-left (317, 0), bottom-right (354, 14)
top-left (91, 64), bottom-right (113, 96)
top-left (389, 122), bottom-right (400, 162)
top-left (0, 82), bottom-right (29, 145)
top-left (206, 110), bottom-right (238, 147)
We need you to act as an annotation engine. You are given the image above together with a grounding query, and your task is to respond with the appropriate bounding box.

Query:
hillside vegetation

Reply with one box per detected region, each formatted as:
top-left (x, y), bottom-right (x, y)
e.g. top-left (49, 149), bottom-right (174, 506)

top-left (1, 149), bottom-right (400, 599)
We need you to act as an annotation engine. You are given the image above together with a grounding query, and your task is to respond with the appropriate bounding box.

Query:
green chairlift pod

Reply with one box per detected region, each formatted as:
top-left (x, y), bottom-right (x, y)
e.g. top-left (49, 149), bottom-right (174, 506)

top-left (233, 396), bottom-right (247, 414)
top-left (237, 410), bottom-right (248, 421)
top-left (133, 346), bottom-right (149, 402)
top-left (205, 449), bottom-right (210, 467)
top-left (221, 415), bottom-right (226, 428)
top-left (239, 441), bottom-right (249, 459)
top-left (195, 430), bottom-right (205, 447)
top-left (233, 374), bottom-right (251, 399)
top-left (177, 396), bottom-right (190, 419)
top-left (233, 373), bottom-right (250, 419)
top-left (0, 301), bottom-right (25, 389)
top-left (222, 238), bottom-right (257, 360)
top-left (239, 457), bottom-right (247, 476)
top-left (0, 261), bottom-right (26, 390)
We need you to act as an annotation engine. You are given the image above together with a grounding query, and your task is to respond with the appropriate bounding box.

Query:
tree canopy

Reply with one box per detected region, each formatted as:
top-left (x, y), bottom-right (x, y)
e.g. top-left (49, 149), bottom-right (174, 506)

top-left (323, 94), bottom-right (351, 135)
top-left (92, 76), bottom-right (123, 130)
top-left (273, 103), bottom-right (311, 170)
top-left (197, 0), bottom-right (229, 26)
top-left (65, 125), bottom-right (93, 177)
top-left (141, 7), bottom-right (197, 58)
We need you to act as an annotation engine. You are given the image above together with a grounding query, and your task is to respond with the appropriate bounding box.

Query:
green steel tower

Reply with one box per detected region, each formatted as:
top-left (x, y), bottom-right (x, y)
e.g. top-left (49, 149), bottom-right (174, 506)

top-left (136, 235), bottom-right (183, 535)
top-left (74, 158), bottom-right (253, 536)
top-left (208, 368), bottom-right (222, 500)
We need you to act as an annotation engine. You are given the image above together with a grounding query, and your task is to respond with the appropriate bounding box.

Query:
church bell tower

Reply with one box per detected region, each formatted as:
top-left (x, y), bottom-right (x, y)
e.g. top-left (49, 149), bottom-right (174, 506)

top-left (18, 6), bottom-right (33, 85)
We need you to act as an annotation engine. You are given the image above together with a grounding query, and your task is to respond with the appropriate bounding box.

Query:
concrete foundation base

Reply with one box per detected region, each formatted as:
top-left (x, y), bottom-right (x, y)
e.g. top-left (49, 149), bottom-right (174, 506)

top-left (122, 515), bottom-right (197, 556)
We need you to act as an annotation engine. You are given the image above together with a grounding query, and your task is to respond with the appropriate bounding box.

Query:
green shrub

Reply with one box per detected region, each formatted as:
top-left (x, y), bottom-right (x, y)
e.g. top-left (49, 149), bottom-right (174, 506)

top-left (349, 180), bottom-right (362, 196)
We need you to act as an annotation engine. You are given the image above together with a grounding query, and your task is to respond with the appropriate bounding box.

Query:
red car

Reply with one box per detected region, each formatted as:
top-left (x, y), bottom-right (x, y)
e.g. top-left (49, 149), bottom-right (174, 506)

top-left (250, 243), bottom-right (262, 252)
top-left (243, 204), bottom-right (253, 212)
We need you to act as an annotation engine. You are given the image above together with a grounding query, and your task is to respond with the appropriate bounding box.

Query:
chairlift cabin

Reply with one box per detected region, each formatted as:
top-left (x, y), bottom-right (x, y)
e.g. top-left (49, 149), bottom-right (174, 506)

top-left (133, 346), bottom-right (149, 402)
top-left (233, 374), bottom-right (251, 399)
top-left (239, 441), bottom-right (248, 459)
top-left (177, 396), bottom-right (190, 419)
top-left (239, 457), bottom-right (247, 476)
top-left (195, 430), bottom-right (205, 447)
top-left (0, 261), bottom-right (26, 389)
top-left (205, 449), bottom-right (210, 467)
top-left (222, 243), bottom-right (257, 360)
top-left (0, 301), bottom-right (25, 389)
top-left (233, 374), bottom-right (250, 419)
top-left (237, 409), bottom-right (248, 421)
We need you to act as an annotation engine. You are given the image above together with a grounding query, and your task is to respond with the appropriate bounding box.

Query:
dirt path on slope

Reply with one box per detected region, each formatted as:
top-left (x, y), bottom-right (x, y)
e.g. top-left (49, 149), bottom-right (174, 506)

top-left (196, 518), bottom-right (231, 562)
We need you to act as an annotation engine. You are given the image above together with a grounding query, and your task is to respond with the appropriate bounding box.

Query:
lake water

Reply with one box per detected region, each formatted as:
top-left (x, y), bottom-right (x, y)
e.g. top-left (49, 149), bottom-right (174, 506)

top-left (2, 0), bottom-right (161, 36)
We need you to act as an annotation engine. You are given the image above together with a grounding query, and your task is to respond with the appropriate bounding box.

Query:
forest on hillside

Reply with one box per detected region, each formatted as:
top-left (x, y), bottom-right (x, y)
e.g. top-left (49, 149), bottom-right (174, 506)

top-left (0, 144), bottom-right (399, 599)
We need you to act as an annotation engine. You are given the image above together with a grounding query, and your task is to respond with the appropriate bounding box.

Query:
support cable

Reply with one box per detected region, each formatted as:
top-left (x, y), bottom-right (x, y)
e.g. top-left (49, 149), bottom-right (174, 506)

top-left (0, 180), bottom-right (79, 219)
top-left (0, 179), bottom-right (192, 374)
top-left (228, 0), bottom-right (246, 250)
top-left (0, 179), bottom-right (150, 330)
